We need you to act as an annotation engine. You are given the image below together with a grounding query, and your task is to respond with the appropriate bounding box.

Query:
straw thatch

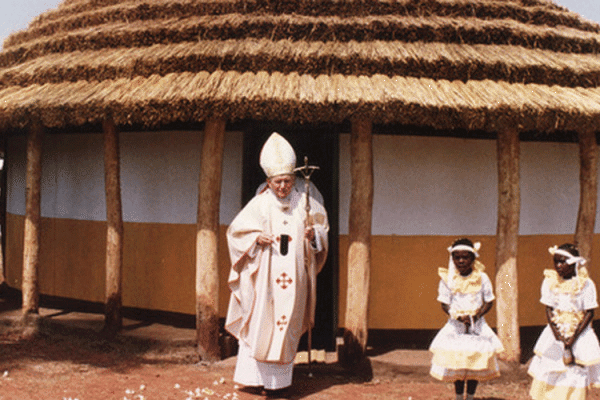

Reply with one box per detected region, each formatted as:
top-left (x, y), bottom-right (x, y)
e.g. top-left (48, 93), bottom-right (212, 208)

top-left (0, 0), bottom-right (599, 133)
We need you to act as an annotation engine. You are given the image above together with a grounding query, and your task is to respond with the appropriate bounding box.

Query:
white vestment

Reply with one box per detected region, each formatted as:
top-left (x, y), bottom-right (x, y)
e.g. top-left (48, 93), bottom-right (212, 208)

top-left (225, 181), bottom-right (328, 389)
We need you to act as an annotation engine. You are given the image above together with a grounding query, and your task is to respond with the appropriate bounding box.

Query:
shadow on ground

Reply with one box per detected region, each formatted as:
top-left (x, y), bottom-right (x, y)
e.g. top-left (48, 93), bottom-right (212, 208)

top-left (0, 283), bottom-right (539, 389)
top-left (0, 288), bottom-right (200, 376)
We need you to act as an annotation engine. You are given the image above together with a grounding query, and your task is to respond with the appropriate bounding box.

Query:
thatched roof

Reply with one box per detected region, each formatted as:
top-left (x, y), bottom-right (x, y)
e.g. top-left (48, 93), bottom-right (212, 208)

top-left (0, 0), bottom-right (599, 133)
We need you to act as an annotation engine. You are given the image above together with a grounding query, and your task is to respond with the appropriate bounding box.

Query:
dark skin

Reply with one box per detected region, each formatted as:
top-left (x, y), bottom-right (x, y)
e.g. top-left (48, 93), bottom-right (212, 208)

top-left (546, 254), bottom-right (594, 364)
top-left (441, 250), bottom-right (493, 330)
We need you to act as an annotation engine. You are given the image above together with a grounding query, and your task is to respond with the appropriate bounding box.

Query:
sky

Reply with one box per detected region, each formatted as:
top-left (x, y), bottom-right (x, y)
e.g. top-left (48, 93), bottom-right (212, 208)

top-left (0, 0), bottom-right (599, 49)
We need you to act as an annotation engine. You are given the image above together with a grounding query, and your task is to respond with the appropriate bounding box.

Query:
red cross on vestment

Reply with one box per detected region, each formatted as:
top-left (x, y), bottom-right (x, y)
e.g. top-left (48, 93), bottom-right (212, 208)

top-left (276, 272), bottom-right (293, 289)
top-left (276, 315), bottom-right (288, 331)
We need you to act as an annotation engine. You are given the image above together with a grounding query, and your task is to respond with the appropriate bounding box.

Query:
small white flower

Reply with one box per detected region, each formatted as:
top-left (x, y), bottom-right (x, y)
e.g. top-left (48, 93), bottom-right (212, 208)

top-left (2, 371), bottom-right (8, 378)
top-left (125, 389), bottom-right (135, 394)
top-left (174, 383), bottom-right (181, 389)
top-left (139, 384), bottom-right (146, 390)
top-left (219, 377), bottom-right (226, 384)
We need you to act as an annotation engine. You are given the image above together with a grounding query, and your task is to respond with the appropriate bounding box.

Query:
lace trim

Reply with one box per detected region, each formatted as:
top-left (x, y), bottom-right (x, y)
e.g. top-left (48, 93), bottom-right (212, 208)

top-left (438, 260), bottom-right (485, 294)
top-left (544, 267), bottom-right (589, 295)
top-left (551, 309), bottom-right (584, 339)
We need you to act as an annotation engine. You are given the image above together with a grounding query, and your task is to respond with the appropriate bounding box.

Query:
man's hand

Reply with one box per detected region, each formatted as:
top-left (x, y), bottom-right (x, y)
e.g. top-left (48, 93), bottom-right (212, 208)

top-left (305, 227), bottom-right (315, 242)
top-left (257, 233), bottom-right (275, 246)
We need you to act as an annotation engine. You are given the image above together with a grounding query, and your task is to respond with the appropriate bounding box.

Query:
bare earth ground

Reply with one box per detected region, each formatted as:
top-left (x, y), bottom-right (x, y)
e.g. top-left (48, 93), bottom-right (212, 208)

top-left (1, 296), bottom-right (600, 400)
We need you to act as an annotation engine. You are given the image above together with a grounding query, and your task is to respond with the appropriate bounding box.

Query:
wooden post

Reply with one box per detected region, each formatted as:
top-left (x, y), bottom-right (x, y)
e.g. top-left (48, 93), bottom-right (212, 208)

top-left (102, 119), bottom-right (123, 336)
top-left (0, 138), bottom-right (7, 286)
top-left (196, 118), bottom-right (226, 362)
top-left (340, 118), bottom-right (373, 368)
top-left (575, 129), bottom-right (598, 262)
top-left (495, 125), bottom-right (521, 363)
top-left (22, 122), bottom-right (44, 323)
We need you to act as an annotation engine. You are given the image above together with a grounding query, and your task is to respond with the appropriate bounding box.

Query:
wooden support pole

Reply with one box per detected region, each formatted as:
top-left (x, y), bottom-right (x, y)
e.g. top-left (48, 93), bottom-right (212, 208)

top-left (575, 128), bottom-right (598, 262)
top-left (22, 122), bottom-right (44, 322)
top-left (340, 118), bottom-right (373, 368)
top-left (102, 119), bottom-right (123, 336)
top-left (0, 137), bottom-right (8, 286)
top-left (196, 119), bottom-right (226, 362)
top-left (495, 126), bottom-right (521, 363)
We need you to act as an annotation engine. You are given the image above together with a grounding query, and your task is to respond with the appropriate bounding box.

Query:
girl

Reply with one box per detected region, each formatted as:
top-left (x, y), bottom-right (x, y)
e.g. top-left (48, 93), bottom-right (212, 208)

top-left (429, 238), bottom-right (504, 400)
top-left (528, 243), bottom-right (600, 400)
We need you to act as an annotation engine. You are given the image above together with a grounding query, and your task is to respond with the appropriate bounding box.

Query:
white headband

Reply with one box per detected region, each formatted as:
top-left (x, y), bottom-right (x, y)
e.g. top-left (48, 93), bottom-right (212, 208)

top-left (447, 242), bottom-right (481, 258)
top-left (548, 245), bottom-right (586, 266)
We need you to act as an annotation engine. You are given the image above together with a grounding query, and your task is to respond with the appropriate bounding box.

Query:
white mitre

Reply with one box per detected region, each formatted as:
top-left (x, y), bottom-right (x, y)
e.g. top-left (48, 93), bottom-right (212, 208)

top-left (259, 132), bottom-right (296, 177)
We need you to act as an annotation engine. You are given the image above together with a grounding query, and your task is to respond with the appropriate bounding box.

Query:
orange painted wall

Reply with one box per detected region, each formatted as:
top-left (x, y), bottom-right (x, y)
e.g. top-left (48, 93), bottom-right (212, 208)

top-left (337, 234), bottom-right (600, 330)
top-left (7, 213), bottom-right (600, 329)
top-left (6, 213), bottom-right (232, 316)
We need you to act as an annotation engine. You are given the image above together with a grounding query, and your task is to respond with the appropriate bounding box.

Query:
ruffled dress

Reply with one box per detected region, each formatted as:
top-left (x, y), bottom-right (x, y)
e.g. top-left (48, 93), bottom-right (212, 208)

top-left (528, 268), bottom-right (600, 400)
top-left (429, 261), bottom-right (504, 382)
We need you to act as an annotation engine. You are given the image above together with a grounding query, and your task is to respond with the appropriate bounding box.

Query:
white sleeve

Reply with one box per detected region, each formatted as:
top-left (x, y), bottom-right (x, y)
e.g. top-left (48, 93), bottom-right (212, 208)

top-left (582, 279), bottom-right (599, 310)
top-left (437, 279), bottom-right (451, 305)
top-left (311, 224), bottom-right (327, 252)
top-left (540, 279), bottom-right (554, 307)
top-left (481, 273), bottom-right (495, 303)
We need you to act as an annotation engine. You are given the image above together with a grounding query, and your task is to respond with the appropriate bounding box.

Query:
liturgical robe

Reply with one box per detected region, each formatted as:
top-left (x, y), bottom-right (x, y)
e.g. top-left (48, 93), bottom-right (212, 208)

top-left (225, 181), bottom-right (329, 389)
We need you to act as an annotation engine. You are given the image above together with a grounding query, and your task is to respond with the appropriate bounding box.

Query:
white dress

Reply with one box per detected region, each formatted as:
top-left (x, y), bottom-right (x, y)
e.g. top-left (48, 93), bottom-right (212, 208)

top-left (528, 268), bottom-right (600, 400)
top-left (429, 262), bottom-right (504, 382)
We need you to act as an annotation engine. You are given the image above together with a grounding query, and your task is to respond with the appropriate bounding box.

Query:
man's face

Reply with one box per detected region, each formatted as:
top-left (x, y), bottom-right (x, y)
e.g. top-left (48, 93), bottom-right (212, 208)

top-left (267, 174), bottom-right (295, 199)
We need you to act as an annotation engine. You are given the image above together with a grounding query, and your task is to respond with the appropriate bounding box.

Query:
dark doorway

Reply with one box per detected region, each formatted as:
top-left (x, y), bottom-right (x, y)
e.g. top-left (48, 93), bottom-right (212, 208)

top-left (241, 122), bottom-right (339, 352)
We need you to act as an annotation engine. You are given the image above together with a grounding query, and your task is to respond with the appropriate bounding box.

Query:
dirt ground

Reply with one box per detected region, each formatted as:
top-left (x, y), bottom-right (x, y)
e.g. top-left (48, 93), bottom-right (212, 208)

top-left (1, 296), bottom-right (600, 400)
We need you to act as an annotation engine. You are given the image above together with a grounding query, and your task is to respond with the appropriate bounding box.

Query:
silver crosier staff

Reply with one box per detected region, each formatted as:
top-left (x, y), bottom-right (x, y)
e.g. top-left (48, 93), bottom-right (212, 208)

top-left (294, 156), bottom-right (320, 377)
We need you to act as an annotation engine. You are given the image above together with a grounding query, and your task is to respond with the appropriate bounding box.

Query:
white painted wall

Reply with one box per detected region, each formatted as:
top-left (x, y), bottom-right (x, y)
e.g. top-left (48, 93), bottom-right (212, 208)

top-left (6, 131), bottom-right (592, 235)
top-left (7, 130), bottom-right (243, 225)
top-left (338, 134), bottom-right (588, 236)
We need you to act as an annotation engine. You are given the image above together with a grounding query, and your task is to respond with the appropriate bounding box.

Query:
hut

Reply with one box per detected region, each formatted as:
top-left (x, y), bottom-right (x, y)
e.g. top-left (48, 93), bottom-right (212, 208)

top-left (0, 0), bottom-right (600, 363)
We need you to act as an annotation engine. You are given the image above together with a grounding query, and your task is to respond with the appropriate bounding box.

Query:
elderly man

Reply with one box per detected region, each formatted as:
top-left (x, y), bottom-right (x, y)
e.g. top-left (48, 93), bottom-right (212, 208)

top-left (225, 132), bottom-right (329, 394)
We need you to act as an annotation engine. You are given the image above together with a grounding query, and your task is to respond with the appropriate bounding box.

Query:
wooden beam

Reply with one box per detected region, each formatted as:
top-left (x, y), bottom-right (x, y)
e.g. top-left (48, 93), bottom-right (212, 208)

top-left (22, 122), bottom-right (44, 321)
top-left (340, 118), bottom-right (373, 367)
top-left (495, 126), bottom-right (521, 363)
top-left (196, 119), bottom-right (226, 362)
top-left (575, 128), bottom-right (598, 262)
top-left (102, 119), bottom-right (123, 336)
